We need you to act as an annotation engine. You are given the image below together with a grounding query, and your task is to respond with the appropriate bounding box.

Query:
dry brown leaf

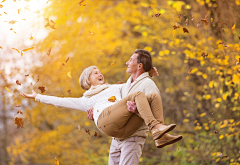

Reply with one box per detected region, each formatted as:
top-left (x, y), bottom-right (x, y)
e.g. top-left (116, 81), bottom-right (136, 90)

top-left (85, 129), bottom-right (90, 135)
top-left (68, 89), bottom-right (71, 94)
top-left (47, 47), bottom-right (51, 56)
top-left (16, 80), bottom-right (21, 85)
top-left (38, 86), bottom-right (46, 93)
top-left (183, 28), bottom-right (189, 33)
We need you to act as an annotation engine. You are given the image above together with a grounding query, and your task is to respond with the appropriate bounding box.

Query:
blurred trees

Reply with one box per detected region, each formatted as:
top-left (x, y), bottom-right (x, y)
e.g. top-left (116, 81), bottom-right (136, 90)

top-left (3, 0), bottom-right (240, 164)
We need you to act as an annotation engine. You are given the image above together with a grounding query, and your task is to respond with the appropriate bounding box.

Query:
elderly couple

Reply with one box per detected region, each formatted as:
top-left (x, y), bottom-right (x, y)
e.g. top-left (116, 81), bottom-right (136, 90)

top-left (21, 49), bottom-right (182, 165)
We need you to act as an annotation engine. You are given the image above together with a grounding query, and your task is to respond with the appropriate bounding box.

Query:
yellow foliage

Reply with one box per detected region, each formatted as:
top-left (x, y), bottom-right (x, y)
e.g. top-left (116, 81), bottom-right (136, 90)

top-left (183, 119), bottom-right (190, 123)
top-left (205, 94), bottom-right (211, 100)
top-left (219, 135), bottom-right (224, 140)
top-left (200, 112), bottom-right (206, 117)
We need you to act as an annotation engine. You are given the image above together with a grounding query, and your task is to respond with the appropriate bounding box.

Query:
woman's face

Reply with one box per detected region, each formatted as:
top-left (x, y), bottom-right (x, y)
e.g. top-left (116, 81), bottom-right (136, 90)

top-left (89, 68), bottom-right (104, 86)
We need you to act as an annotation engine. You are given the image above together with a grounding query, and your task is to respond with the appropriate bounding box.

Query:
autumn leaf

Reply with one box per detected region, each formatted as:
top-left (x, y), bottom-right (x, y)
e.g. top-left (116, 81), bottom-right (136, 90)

top-left (232, 23), bottom-right (236, 30)
top-left (67, 71), bottom-right (72, 78)
top-left (89, 30), bottom-right (93, 34)
top-left (10, 28), bottom-right (13, 30)
top-left (68, 89), bottom-right (71, 94)
top-left (0, 4), bottom-right (3, 8)
top-left (25, 74), bottom-right (29, 77)
top-left (94, 132), bottom-right (98, 138)
top-left (108, 96), bottom-right (116, 102)
top-left (30, 35), bottom-right (33, 40)
top-left (62, 63), bottom-right (65, 66)
top-left (201, 52), bottom-right (208, 58)
top-left (173, 22), bottom-right (180, 29)
top-left (12, 48), bottom-right (20, 53)
top-left (55, 157), bottom-right (59, 165)
top-left (15, 104), bottom-right (21, 107)
top-left (9, 20), bottom-right (17, 24)
top-left (154, 13), bottom-right (161, 17)
top-left (0, 46), bottom-right (2, 49)
top-left (38, 86), bottom-right (46, 93)
top-left (177, 14), bottom-right (182, 19)
top-left (22, 47), bottom-right (34, 52)
top-left (5, 87), bottom-right (11, 92)
top-left (18, 8), bottom-right (21, 14)
top-left (16, 80), bottom-right (21, 85)
top-left (14, 117), bottom-right (24, 129)
top-left (79, 0), bottom-right (85, 6)
top-left (183, 28), bottom-right (189, 33)
top-left (85, 129), bottom-right (90, 135)
top-left (47, 47), bottom-right (51, 56)
top-left (65, 57), bottom-right (70, 63)
top-left (21, 51), bottom-right (23, 56)
top-left (185, 18), bottom-right (188, 25)
top-left (188, 69), bottom-right (192, 74)
top-left (4, 12), bottom-right (7, 14)
top-left (111, 60), bottom-right (115, 65)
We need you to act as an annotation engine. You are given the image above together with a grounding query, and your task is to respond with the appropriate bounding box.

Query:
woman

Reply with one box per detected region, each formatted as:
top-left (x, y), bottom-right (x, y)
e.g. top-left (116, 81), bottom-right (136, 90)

top-left (20, 66), bottom-right (176, 142)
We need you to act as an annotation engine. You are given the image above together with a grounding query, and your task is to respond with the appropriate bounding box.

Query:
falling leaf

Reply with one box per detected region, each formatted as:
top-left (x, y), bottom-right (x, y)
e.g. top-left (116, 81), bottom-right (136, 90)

top-left (94, 132), bottom-right (98, 138)
top-left (154, 13), bottom-right (161, 17)
top-left (10, 28), bottom-right (13, 30)
top-left (15, 104), bottom-right (21, 107)
top-left (0, 46), bottom-right (2, 49)
top-left (55, 157), bottom-right (59, 165)
top-left (191, 15), bottom-right (194, 21)
top-left (188, 69), bottom-right (192, 74)
top-left (68, 89), bottom-right (71, 94)
top-left (108, 96), bottom-right (116, 102)
top-left (18, 8), bottom-right (21, 14)
top-left (22, 47), bottom-right (34, 52)
top-left (62, 63), bottom-right (65, 66)
top-left (232, 23), bottom-right (236, 30)
top-left (201, 52), bottom-right (208, 58)
top-left (36, 75), bottom-right (39, 83)
top-left (14, 31), bottom-right (17, 34)
top-left (38, 86), bottom-right (46, 93)
top-left (44, 17), bottom-right (49, 22)
top-left (14, 117), bottom-right (24, 129)
top-left (16, 80), bottom-right (21, 85)
top-left (65, 57), bottom-right (69, 63)
top-left (34, 10), bottom-right (40, 14)
top-left (185, 18), bottom-right (188, 25)
top-left (177, 14), bottom-right (182, 19)
top-left (85, 129), bottom-right (90, 135)
top-left (4, 12), bottom-right (7, 14)
top-left (12, 48), bottom-right (20, 53)
top-left (47, 47), bottom-right (51, 56)
top-left (5, 87), bottom-right (11, 92)
top-left (50, 20), bottom-right (56, 24)
top-left (211, 18), bottom-right (213, 22)
top-left (67, 71), bottom-right (72, 78)
top-left (173, 22), bottom-right (180, 29)
top-left (0, 4), bottom-right (3, 8)
top-left (30, 35), bottom-right (33, 40)
top-left (111, 60), bottom-right (115, 65)
top-left (87, 137), bottom-right (89, 139)
top-left (21, 51), bottom-right (23, 56)
top-left (25, 74), bottom-right (29, 77)
top-left (79, 0), bottom-right (85, 5)
top-left (22, 19), bottom-right (26, 21)
top-left (183, 28), bottom-right (189, 33)
top-left (2, 0), bottom-right (6, 2)
top-left (77, 124), bottom-right (81, 130)
top-left (89, 30), bottom-right (93, 34)
top-left (218, 21), bottom-right (227, 25)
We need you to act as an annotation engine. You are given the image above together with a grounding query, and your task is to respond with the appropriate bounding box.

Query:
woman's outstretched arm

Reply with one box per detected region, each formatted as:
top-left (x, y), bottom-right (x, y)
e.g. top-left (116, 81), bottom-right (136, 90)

top-left (20, 90), bottom-right (92, 113)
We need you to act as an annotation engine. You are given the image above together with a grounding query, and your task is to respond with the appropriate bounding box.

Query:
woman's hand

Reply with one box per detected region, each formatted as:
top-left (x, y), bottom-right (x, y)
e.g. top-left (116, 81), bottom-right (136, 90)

top-left (127, 101), bottom-right (138, 114)
top-left (20, 90), bottom-right (37, 99)
top-left (87, 107), bottom-right (94, 121)
top-left (149, 67), bottom-right (159, 77)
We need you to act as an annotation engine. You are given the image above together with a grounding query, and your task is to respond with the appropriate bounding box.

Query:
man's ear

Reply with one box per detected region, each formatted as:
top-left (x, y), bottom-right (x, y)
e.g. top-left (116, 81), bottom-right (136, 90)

top-left (138, 63), bottom-right (143, 70)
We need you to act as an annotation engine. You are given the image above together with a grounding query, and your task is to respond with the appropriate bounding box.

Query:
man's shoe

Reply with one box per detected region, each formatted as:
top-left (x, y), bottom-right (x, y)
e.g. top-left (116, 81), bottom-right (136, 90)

top-left (155, 133), bottom-right (182, 148)
top-left (151, 124), bottom-right (176, 140)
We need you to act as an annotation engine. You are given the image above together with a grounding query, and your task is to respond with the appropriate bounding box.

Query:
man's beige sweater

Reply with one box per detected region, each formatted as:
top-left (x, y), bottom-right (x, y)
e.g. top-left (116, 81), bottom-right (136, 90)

top-left (115, 72), bottom-right (160, 140)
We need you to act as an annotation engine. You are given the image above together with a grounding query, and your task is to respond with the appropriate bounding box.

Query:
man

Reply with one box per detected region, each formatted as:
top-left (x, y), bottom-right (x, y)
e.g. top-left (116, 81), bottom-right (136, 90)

top-left (87, 49), bottom-right (182, 165)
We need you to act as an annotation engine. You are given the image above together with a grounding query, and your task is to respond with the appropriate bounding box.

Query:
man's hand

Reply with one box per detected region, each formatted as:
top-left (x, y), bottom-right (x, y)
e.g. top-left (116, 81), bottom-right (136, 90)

top-left (127, 101), bottom-right (138, 113)
top-left (87, 107), bottom-right (94, 121)
top-left (149, 67), bottom-right (159, 77)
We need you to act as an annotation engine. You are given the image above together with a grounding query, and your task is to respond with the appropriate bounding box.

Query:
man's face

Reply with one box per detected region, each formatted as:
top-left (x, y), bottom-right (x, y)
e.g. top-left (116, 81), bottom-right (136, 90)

top-left (126, 53), bottom-right (139, 74)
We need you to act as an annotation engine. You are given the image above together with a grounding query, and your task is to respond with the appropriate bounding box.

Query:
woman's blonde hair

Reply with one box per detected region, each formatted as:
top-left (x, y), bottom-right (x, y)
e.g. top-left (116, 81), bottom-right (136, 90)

top-left (79, 66), bottom-right (98, 90)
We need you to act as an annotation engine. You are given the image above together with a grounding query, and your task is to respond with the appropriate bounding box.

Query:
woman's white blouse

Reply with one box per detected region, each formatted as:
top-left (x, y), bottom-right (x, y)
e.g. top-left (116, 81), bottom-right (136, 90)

top-left (35, 84), bottom-right (123, 128)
